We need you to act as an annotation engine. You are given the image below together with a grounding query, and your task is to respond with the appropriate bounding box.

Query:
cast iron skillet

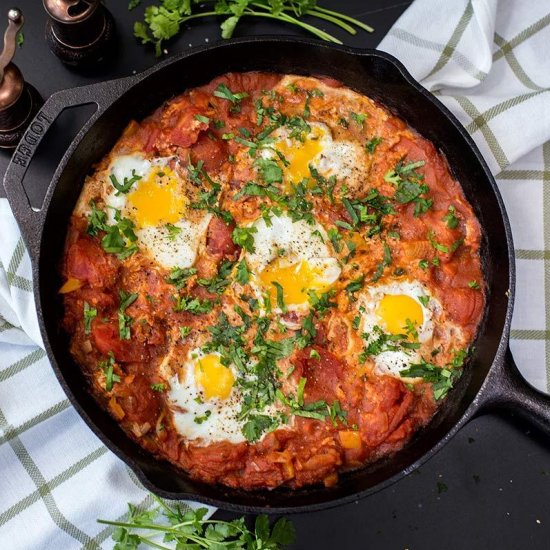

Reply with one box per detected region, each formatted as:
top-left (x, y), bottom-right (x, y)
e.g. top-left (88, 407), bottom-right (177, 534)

top-left (3, 37), bottom-right (550, 514)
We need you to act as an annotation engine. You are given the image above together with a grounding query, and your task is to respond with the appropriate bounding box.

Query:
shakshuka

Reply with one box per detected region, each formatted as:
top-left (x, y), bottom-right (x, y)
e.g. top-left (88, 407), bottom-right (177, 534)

top-left (61, 72), bottom-right (484, 489)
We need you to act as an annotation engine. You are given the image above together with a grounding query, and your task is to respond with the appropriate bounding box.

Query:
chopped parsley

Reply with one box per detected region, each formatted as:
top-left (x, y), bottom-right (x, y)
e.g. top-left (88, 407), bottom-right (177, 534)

top-left (173, 295), bottom-right (213, 314)
top-left (254, 157), bottom-right (283, 184)
top-left (83, 302), bottom-right (97, 334)
top-left (365, 136), bottom-right (382, 153)
top-left (235, 259), bottom-right (251, 285)
top-left (385, 159), bottom-right (433, 216)
top-left (179, 326), bottom-right (191, 339)
top-left (99, 352), bottom-right (119, 391)
top-left (151, 383), bottom-right (165, 392)
top-left (194, 114), bottom-right (210, 125)
top-left (213, 83), bottom-right (248, 113)
top-left (272, 281), bottom-right (287, 313)
top-left (194, 410), bottom-right (212, 424)
top-left (197, 260), bottom-right (235, 294)
top-left (165, 267), bottom-right (197, 289)
top-left (109, 169), bottom-right (141, 195)
top-left (350, 111), bottom-right (367, 127)
top-left (443, 205), bottom-right (459, 229)
top-left (165, 223), bottom-right (181, 241)
top-left (400, 357), bottom-right (463, 400)
top-left (428, 230), bottom-right (449, 254)
top-left (371, 242), bottom-right (392, 282)
top-left (231, 226), bottom-right (257, 253)
top-left (468, 280), bottom-right (481, 290)
top-left (118, 290), bottom-right (138, 340)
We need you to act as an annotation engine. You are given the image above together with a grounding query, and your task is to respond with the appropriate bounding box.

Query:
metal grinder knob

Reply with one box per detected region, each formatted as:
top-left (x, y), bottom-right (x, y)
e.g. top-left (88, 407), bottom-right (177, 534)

top-left (43, 0), bottom-right (115, 67)
top-left (0, 8), bottom-right (43, 149)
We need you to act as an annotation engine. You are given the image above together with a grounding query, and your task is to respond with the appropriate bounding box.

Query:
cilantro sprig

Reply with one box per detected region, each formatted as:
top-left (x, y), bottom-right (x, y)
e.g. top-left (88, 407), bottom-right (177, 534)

top-left (133, 0), bottom-right (373, 57)
top-left (98, 494), bottom-right (295, 549)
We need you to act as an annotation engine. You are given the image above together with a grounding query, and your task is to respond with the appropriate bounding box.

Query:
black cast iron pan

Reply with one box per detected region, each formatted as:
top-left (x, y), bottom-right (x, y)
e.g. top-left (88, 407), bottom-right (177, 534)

top-left (3, 37), bottom-right (550, 514)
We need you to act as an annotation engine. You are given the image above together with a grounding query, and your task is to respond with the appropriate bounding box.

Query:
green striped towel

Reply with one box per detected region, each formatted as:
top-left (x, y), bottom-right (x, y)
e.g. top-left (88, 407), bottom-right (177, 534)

top-left (1, 0), bottom-right (550, 547)
top-left (379, 0), bottom-right (550, 393)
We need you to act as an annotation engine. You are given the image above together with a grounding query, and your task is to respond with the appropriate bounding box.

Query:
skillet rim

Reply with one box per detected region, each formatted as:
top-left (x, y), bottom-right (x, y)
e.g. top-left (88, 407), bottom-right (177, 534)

top-left (5, 35), bottom-right (515, 514)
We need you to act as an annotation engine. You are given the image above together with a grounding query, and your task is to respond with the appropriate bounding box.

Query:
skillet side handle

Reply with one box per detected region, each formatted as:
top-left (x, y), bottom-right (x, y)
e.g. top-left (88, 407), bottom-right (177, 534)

top-left (478, 347), bottom-right (550, 435)
top-left (3, 77), bottom-right (136, 261)
top-left (3, 87), bottom-right (99, 260)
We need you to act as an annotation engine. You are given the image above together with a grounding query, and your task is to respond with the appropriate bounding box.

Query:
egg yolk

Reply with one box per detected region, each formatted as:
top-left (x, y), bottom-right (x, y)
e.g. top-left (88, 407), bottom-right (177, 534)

top-left (127, 167), bottom-right (185, 228)
top-left (375, 294), bottom-right (424, 335)
top-left (259, 258), bottom-right (330, 307)
top-left (275, 125), bottom-right (326, 185)
top-left (194, 354), bottom-right (235, 400)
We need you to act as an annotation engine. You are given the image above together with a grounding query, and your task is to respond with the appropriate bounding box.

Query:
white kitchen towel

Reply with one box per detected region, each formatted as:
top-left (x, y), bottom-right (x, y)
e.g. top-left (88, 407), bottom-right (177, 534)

top-left (1, 0), bottom-right (550, 547)
top-left (379, 0), bottom-right (550, 392)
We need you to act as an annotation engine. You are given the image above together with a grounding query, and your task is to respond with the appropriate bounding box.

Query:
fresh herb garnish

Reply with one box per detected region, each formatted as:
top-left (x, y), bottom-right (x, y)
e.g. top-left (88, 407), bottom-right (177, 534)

top-left (165, 222), bottom-right (181, 241)
top-left (468, 280), bottom-right (481, 290)
top-left (118, 291), bottom-right (138, 340)
top-left (133, 1), bottom-right (373, 57)
top-left (400, 357), bottom-right (463, 401)
top-left (197, 260), bottom-right (235, 294)
top-left (99, 494), bottom-right (295, 549)
top-left (99, 352), bottom-right (119, 392)
top-left (443, 204), bottom-right (459, 229)
top-left (110, 169), bottom-right (142, 195)
top-left (173, 295), bottom-right (213, 314)
top-left (166, 267), bottom-right (197, 289)
top-left (371, 242), bottom-right (392, 282)
top-left (272, 281), bottom-right (287, 313)
top-left (83, 302), bottom-right (97, 335)
top-left (232, 226), bottom-right (257, 253)
top-left (365, 136), bottom-right (382, 153)
top-left (179, 326), bottom-right (191, 339)
top-left (255, 157), bottom-right (283, 184)
top-left (350, 111), bottom-right (366, 127)
top-left (385, 159), bottom-right (432, 216)
top-left (150, 383), bottom-right (165, 392)
top-left (236, 259), bottom-right (251, 285)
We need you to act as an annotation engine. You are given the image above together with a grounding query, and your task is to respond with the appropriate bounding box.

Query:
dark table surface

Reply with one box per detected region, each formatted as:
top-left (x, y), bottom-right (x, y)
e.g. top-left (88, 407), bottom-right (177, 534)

top-left (1, 2), bottom-right (549, 549)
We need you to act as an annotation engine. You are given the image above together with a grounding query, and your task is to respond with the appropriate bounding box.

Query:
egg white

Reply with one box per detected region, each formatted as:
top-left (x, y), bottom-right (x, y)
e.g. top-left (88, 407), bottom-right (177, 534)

top-left (359, 280), bottom-right (439, 377)
top-left (167, 349), bottom-right (246, 445)
top-left (244, 212), bottom-right (341, 313)
top-left (102, 153), bottom-right (210, 269)
top-left (260, 121), bottom-right (369, 191)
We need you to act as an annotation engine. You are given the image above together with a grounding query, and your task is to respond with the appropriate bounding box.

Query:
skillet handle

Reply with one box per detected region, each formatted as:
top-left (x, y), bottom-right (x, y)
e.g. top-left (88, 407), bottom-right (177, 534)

top-left (477, 347), bottom-right (550, 435)
top-left (2, 77), bottom-right (134, 260)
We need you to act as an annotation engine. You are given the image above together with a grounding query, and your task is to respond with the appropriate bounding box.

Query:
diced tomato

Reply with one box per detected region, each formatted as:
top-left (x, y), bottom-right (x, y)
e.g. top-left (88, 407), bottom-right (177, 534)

top-left (66, 238), bottom-right (118, 288)
top-left (92, 320), bottom-right (149, 362)
top-left (206, 216), bottom-right (239, 259)
top-left (190, 132), bottom-right (227, 172)
top-left (292, 346), bottom-right (344, 403)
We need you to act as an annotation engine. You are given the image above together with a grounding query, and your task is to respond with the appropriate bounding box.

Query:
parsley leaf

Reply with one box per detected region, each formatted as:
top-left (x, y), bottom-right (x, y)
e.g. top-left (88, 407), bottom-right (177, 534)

top-left (99, 352), bottom-right (119, 392)
top-left (236, 259), bottom-right (251, 285)
top-left (443, 204), bottom-right (459, 229)
top-left (371, 243), bottom-right (392, 282)
top-left (118, 291), bottom-right (138, 340)
top-left (165, 267), bottom-right (197, 289)
top-left (385, 159), bottom-right (433, 216)
top-left (83, 302), bottom-right (97, 335)
top-left (365, 136), bottom-right (382, 153)
top-left (110, 169), bottom-right (141, 195)
top-left (232, 226), bottom-right (257, 253)
top-left (173, 295), bottom-right (213, 314)
top-left (254, 157), bottom-right (283, 184)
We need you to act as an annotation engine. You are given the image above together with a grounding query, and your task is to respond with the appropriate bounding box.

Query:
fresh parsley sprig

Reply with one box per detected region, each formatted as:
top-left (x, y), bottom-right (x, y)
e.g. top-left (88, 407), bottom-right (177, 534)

top-left (98, 494), bottom-right (295, 549)
top-left (133, 0), bottom-right (373, 56)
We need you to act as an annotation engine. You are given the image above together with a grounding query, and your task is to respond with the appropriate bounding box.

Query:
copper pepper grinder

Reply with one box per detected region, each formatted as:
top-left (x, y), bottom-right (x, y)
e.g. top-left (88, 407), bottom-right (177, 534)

top-left (43, 0), bottom-right (115, 67)
top-left (0, 8), bottom-right (43, 149)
